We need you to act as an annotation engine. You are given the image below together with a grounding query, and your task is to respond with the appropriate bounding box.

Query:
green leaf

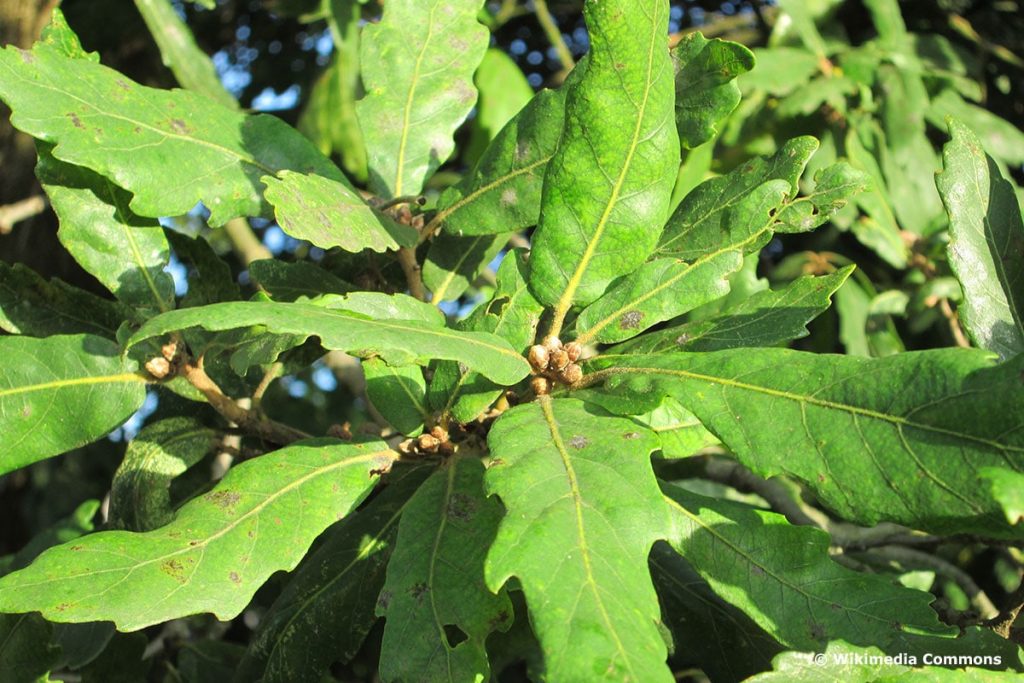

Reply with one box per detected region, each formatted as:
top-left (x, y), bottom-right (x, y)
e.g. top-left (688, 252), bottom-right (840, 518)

top-left (363, 358), bottom-right (428, 436)
top-left (664, 485), bottom-right (955, 653)
top-left (0, 439), bottom-right (395, 630)
top-left (164, 230), bottom-right (240, 308)
top-left (529, 0), bottom-right (680, 316)
top-left (108, 418), bottom-right (219, 531)
top-left (937, 119), bottom-right (1024, 360)
top-left (980, 467), bottom-right (1024, 526)
top-left (125, 299), bottom-right (531, 385)
top-left (833, 277), bottom-right (904, 357)
top-left (356, 0), bottom-right (488, 198)
top-left (39, 8), bottom-right (98, 62)
top-left (774, 162), bottom-right (869, 233)
top-left (378, 458), bottom-right (511, 683)
top-left (775, 0), bottom-right (829, 57)
top-left (0, 612), bottom-right (61, 682)
top-left (597, 348), bottom-right (1024, 537)
top-left (485, 397), bottom-right (673, 682)
top-left (433, 87), bottom-right (566, 238)
top-left (80, 632), bottom-right (151, 683)
top-left (740, 47), bottom-right (820, 96)
top-left (671, 33), bottom-right (755, 149)
top-left (610, 267), bottom-right (853, 354)
top-left (0, 334), bottom-right (147, 476)
top-left (423, 232), bottom-right (508, 302)
top-left (247, 259), bottom-right (352, 301)
top-left (657, 137), bottom-right (819, 259)
top-left (133, 0), bottom-right (237, 108)
top-left (178, 641), bottom-right (246, 683)
top-left (261, 171), bottom-right (418, 252)
top-left (650, 544), bottom-right (783, 682)
top-left (574, 180), bottom-right (788, 345)
top-left (429, 251), bottom-right (543, 424)
top-left (0, 42), bottom-right (341, 226)
top-left (465, 48), bottom-right (534, 164)
top-left (631, 398), bottom-right (718, 459)
top-left (928, 90), bottom-right (1024, 167)
top-left (36, 146), bottom-right (175, 313)
top-left (0, 262), bottom-right (129, 338)
top-left (237, 463), bottom-right (432, 682)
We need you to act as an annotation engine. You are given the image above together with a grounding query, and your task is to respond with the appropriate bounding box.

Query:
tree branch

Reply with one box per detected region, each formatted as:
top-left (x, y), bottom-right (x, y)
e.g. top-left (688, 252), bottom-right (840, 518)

top-left (0, 194), bottom-right (47, 234)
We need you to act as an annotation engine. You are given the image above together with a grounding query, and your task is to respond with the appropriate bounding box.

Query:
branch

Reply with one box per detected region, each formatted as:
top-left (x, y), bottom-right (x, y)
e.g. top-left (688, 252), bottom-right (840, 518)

top-left (533, 0), bottom-right (575, 73)
top-left (985, 580), bottom-right (1024, 639)
top-left (222, 217), bottom-right (271, 266)
top-left (397, 246), bottom-right (427, 301)
top-left (0, 194), bottom-right (47, 234)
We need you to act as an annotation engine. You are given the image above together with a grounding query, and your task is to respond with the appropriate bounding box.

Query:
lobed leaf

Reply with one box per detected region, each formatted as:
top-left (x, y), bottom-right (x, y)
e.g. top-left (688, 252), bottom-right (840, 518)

top-left (574, 180), bottom-right (788, 344)
top-left (0, 42), bottom-right (341, 226)
top-left (125, 299), bottom-right (531, 385)
top-left (108, 418), bottom-right (219, 532)
top-left (237, 464), bottom-right (432, 683)
top-left (37, 145), bottom-right (175, 313)
top-left (0, 334), bottom-right (147, 476)
top-left (610, 267), bottom-right (853, 354)
top-left (529, 0), bottom-right (680, 314)
top-left (363, 358), bottom-right (429, 436)
top-left (774, 162), bottom-right (869, 233)
top-left (357, 0), bottom-right (489, 198)
top-left (423, 232), bottom-right (508, 302)
top-left (261, 171), bottom-right (418, 253)
top-left (937, 119), bottom-right (1024, 360)
top-left (485, 397), bottom-right (673, 682)
top-left (433, 87), bottom-right (567, 237)
top-left (596, 348), bottom-right (1024, 537)
top-left (378, 458), bottom-right (511, 683)
top-left (671, 33), bottom-right (755, 149)
top-left (0, 439), bottom-right (396, 630)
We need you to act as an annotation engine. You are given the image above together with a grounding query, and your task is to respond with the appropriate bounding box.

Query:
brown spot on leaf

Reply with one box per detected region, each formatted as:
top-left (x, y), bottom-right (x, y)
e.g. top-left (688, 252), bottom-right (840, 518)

top-left (17, 48), bottom-right (35, 64)
top-left (410, 582), bottom-right (429, 602)
top-left (70, 545), bottom-right (83, 551)
top-left (115, 79), bottom-right (131, 91)
top-left (21, 405), bottom-right (31, 418)
top-left (622, 432), bottom-right (640, 440)
top-left (809, 621), bottom-right (826, 641)
top-left (170, 118), bottom-right (191, 134)
top-left (619, 311), bottom-right (644, 329)
top-left (67, 112), bottom-right (84, 129)
top-left (160, 559), bottom-right (187, 584)
top-left (206, 490), bottom-right (241, 510)
top-left (229, 571), bottom-right (241, 584)
top-left (377, 590), bottom-right (393, 611)
top-left (447, 492), bottom-right (476, 522)
top-left (55, 602), bottom-right (73, 612)
top-left (489, 610), bottom-right (510, 629)
top-left (569, 435), bottom-right (589, 449)
top-left (675, 333), bottom-right (691, 346)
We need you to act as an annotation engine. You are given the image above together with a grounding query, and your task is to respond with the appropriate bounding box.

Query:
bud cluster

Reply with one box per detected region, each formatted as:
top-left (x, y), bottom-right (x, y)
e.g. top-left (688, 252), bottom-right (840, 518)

top-left (416, 424), bottom-right (455, 455)
top-left (144, 340), bottom-right (181, 380)
top-left (528, 337), bottom-right (584, 396)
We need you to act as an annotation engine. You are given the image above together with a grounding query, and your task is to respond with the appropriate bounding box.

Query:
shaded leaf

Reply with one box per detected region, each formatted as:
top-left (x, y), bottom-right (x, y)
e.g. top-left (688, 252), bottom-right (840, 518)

top-left (485, 397), bottom-right (672, 682)
top-left (0, 262), bottom-right (128, 338)
top-left (529, 0), bottom-right (680, 313)
top-left (774, 162), bottom-right (869, 233)
top-left (37, 146), bottom-right (175, 313)
top-left (0, 613), bottom-right (60, 682)
top-left (125, 299), bottom-right (531, 385)
top-left (671, 33), bottom-right (754, 149)
top-left (423, 232), bottom-right (508, 302)
top-left (357, 0), bottom-right (488, 198)
top-left (0, 439), bottom-right (395, 630)
top-left (928, 90), bottom-right (1024, 167)
top-left (937, 119), bottom-right (1024, 360)
top-left (575, 180), bottom-right (789, 344)
top-left (80, 632), bottom-right (151, 683)
top-left (434, 87), bottom-right (566, 237)
top-left (108, 417), bottom-right (219, 531)
top-left (133, 0), bottom-right (237, 108)
top-left (980, 467), bottom-right (1024, 526)
top-left (378, 458), bottom-right (511, 683)
top-left (0, 42), bottom-right (341, 225)
top-left (363, 358), bottom-right (428, 436)
top-left (739, 47), bottom-right (819, 96)
top-left (248, 259), bottom-right (353, 301)
top-left (238, 463), bottom-right (432, 682)
top-left (165, 230), bottom-right (240, 308)
top-left (632, 397), bottom-right (718, 459)
top-left (261, 171), bottom-right (417, 253)
top-left (179, 641), bottom-right (247, 683)
top-left (0, 334), bottom-right (147, 476)
top-left (597, 348), bottom-right (1024, 537)
top-left (465, 48), bottom-right (534, 164)
top-left (664, 485), bottom-right (954, 653)
top-left (610, 267), bottom-right (853, 354)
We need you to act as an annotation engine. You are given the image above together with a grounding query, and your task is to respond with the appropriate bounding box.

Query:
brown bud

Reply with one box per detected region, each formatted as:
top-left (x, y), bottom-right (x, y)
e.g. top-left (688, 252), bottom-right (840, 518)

top-left (528, 344), bottom-right (549, 372)
top-left (549, 349), bottom-right (570, 372)
top-left (161, 340), bottom-right (179, 362)
top-left (530, 375), bottom-right (552, 396)
top-left (145, 356), bottom-right (172, 379)
top-left (417, 433), bottom-right (441, 452)
top-left (439, 440), bottom-right (456, 456)
top-left (560, 363), bottom-right (583, 386)
top-left (564, 342), bottom-right (582, 362)
top-left (542, 335), bottom-right (562, 352)
top-left (430, 425), bottom-right (448, 442)
top-left (327, 422), bottom-right (353, 440)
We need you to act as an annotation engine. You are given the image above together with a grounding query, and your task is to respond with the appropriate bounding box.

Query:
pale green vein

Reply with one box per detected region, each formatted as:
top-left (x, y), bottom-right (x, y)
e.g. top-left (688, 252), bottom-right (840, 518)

top-left (102, 179), bottom-right (170, 312)
top-left (0, 373), bottom-right (146, 399)
top-left (394, 4), bottom-right (438, 197)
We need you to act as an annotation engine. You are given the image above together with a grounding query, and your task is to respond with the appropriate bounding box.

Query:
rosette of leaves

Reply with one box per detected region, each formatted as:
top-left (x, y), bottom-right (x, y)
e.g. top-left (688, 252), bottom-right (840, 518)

top-left (0, 2), bottom-right (1021, 682)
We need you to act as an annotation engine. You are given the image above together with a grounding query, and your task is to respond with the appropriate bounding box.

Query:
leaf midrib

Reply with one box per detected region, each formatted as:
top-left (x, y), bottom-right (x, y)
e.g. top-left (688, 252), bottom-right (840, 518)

top-left (394, 2), bottom-right (438, 197)
top-left (0, 372), bottom-right (145, 399)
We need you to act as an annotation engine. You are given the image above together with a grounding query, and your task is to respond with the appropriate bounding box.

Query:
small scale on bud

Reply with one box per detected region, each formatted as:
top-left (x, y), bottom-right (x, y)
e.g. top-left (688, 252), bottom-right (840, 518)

top-left (542, 335), bottom-right (562, 352)
top-left (417, 433), bottom-right (441, 452)
top-left (564, 342), bottom-right (582, 362)
top-left (549, 349), bottom-right (570, 371)
top-left (430, 425), bottom-right (448, 442)
top-left (560, 363), bottom-right (583, 386)
top-left (528, 344), bottom-right (549, 372)
top-left (145, 356), bottom-right (172, 379)
top-left (530, 375), bottom-right (552, 396)
top-left (161, 340), bottom-right (179, 362)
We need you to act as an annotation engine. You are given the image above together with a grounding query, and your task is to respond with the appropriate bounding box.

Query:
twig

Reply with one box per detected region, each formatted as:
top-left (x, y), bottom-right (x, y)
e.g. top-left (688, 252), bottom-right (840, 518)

top-left (985, 580), bottom-right (1024, 639)
top-left (398, 246), bottom-right (427, 301)
top-left (251, 361), bottom-right (283, 408)
top-left (223, 217), bottom-right (271, 266)
top-left (0, 194), bottom-right (47, 234)
top-left (864, 544), bottom-right (999, 619)
top-left (178, 355), bottom-right (310, 446)
top-left (940, 298), bottom-right (971, 348)
top-left (378, 195), bottom-right (425, 211)
top-left (533, 0), bottom-right (575, 72)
